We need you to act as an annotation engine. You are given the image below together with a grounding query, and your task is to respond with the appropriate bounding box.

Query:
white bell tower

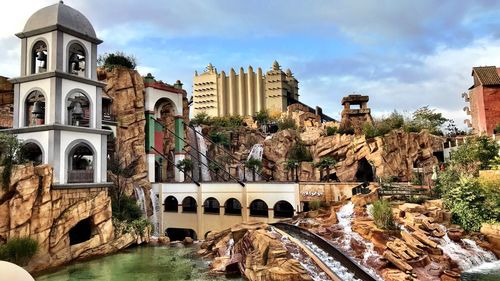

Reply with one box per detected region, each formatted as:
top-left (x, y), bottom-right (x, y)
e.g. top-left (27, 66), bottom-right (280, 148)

top-left (7, 1), bottom-right (110, 186)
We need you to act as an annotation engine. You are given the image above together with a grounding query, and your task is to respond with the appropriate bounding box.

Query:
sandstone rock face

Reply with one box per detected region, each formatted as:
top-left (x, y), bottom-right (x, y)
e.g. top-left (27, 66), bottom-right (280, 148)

top-left (200, 222), bottom-right (312, 281)
top-left (99, 67), bottom-right (152, 214)
top-left (0, 76), bottom-right (13, 128)
top-left (263, 129), bottom-right (442, 183)
top-left (480, 223), bottom-right (500, 257)
top-left (0, 164), bottom-right (148, 273)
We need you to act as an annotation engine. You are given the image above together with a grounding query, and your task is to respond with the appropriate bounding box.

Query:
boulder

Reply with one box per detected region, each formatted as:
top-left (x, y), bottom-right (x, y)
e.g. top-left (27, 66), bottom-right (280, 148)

top-left (183, 237), bottom-right (194, 245)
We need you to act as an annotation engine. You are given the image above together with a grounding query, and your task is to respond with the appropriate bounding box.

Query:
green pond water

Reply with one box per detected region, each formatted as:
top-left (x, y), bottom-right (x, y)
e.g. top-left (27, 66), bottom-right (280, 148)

top-left (461, 261), bottom-right (500, 281)
top-left (35, 245), bottom-right (241, 281)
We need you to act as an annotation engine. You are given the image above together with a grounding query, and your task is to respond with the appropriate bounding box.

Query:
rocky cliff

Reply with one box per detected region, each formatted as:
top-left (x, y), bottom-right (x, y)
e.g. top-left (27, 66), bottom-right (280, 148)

top-left (0, 164), bottom-right (149, 273)
top-left (98, 67), bottom-right (152, 214)
top-left (262, 128), bottom-right (442, 183)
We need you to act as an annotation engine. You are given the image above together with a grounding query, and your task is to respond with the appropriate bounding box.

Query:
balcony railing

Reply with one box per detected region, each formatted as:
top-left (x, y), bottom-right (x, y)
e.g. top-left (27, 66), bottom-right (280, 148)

top-left (67, 170), bottom-right (94, 183)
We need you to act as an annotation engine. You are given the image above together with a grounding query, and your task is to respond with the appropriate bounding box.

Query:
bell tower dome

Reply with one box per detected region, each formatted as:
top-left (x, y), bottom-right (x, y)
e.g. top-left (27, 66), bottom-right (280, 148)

top-left (5, 1), bottom-right (110, 186)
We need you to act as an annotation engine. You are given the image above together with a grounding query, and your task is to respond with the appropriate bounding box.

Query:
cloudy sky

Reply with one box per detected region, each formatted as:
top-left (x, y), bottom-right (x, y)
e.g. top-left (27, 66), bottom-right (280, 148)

top-left (2, 0), bottom-right (500, 125)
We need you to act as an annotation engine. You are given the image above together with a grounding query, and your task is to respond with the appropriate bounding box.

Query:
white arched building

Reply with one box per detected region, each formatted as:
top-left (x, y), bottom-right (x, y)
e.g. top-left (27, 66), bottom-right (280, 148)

top-left (7, 1), bottom-right (110, 186)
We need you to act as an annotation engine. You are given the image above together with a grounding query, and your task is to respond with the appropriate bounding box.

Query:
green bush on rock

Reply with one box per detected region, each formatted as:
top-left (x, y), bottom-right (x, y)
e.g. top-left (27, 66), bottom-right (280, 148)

top-left (0, 237), bottom-right (38, 266)
top-left (370, 200), bottom-right (397, 230)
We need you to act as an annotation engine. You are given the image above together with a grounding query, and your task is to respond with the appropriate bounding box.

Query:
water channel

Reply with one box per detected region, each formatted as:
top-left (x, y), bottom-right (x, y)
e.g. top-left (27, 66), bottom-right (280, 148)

top-left (35, 245), bottom-right (242, 281)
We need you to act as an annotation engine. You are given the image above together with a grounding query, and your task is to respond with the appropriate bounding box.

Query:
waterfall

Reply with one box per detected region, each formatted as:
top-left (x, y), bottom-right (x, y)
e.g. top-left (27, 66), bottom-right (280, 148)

top-left (149, 189), bottom-right (160, 237)
top-left (336, 202), bottom-right (381, 265)
top-left (240, 143), bottom-right (263, 181)
top-left (438, 227), bottom-right (497, 270)
top-left (133, 185), bottom-right (147, 215)
top-left (194, 126), bottom-right (211, 181)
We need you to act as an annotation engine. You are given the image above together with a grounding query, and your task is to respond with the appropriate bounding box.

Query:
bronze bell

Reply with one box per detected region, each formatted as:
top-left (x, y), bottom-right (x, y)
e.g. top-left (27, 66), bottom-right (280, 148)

top-left (31, 101), bottom-right (44, 117)
top-left (69, 53), bottom-right (81, 72)
top-left (72, 102), bottom-right (84, 119)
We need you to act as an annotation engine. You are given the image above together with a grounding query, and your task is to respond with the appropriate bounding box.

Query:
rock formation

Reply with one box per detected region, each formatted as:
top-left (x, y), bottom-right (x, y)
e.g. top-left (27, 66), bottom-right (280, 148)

top-left (0, 76), bottom-right (13, 129)
top-left (262, 128), bottom-right (442, 183)
top-left (0, 164), bottom-right (149, 273)
top-left (199, 222), bottom-right (313, 281)
top-left (98, 67), bottom-right (152, 214)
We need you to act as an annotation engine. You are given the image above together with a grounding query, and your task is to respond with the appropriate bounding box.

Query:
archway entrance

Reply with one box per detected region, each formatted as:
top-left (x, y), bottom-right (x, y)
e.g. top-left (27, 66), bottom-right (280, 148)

top-left (355, 158), bottom-right (374, 182)
top-left (69, 217), bottom-right (93, 245)
top-left (21, 142), bottom-right (43, 165)
top-left (273, 201), bottom-right (294, 218)
top-left (153, 98), bottom-right (177, 182)
top-left (166, 228), bottom-right (197, 241)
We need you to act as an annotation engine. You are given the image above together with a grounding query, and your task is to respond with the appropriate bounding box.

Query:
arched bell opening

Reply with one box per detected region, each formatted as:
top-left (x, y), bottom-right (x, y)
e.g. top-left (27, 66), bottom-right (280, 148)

top-left (154, 98), bottom-right (177, 182)
top-left (24, 90), bottom-right (45, 127)
top-left (67, 142), bottom-right (95, 183)
top-left (67, 42), bottom-right (87, 77)
top-left (31, 41), bottom-right (47, 74)
top-left (21, 142), bottom-right (43, 165)
top-left (66, 92), bottom-right (91, 127)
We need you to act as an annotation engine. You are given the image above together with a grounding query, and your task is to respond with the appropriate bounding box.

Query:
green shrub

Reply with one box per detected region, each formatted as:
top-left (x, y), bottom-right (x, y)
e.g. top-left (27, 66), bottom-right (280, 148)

top-left (309, 200), bottom-right (321, 211)
top-left (444, 177), bottom-right (497, 232)
top-left (370, 200), bottom-right (397, 230)
top-left (495, 123), bottom-right (500, 134)
top-left (0, 237), bottom-right (38, 266)
top-left (211, 115), bottom-right (244, 128)
top-left (277, 117), bottom-right (296, 131)
top-left (209, 131), bottom-right (230, 147)
top-left (326, 126), bottom-right (337, 136)
top-left (255, 110), bottom-right (270, 125)
top-left (112, 195), bottom-right (143, 222)
top-left (289, 142), bottom-right (312, 162)
top-left (407, 196), bottom-right (426, 204)
top-left (130, 218), bottom-right (153, 236)
top-left (337, 127), bottom-right (354, 135)
top-left (98, 52), bottom-right (136, 70)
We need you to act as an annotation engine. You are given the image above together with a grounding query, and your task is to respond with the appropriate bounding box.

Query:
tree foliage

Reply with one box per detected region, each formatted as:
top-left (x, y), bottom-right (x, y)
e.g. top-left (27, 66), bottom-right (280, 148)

top-left (288, 142), bottom-right (312, 162)
top-left (98, 52), bottom-right (136, 70)
top-left (0, 133), bottom-right (27, 188)
top-left (276, 117), bottom-right (296, 131)
top-left (408, 106), bottom-right (448, 135)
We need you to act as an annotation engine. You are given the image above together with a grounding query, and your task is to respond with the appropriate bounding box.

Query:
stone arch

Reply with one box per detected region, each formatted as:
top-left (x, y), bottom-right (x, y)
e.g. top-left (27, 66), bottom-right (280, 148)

top-left (21, 139), bottom-right (44, 165)
top-left (65, 139), bottom-right (97, 183)
top-left (65, 88), bottom-right (93, 128)
top-left (154, 98), bottom-right (177, 182)
top-left (273, 200), bottom-right (294, 218)
top-left (164, 196), bottom-right (178, 212)
top-left (203, 197), bottom-right (220, 214)
top-left (166, 228), bottom-right (197, 241)
top-left (66, 40), bottom-right (89, 77)
top-left (249, 199), bottom-right (268, 217)
top-left (23, 89), bottom-right (46, 127)
top-left (182, 196), bottom-right (197, 213)
top-left (224, 198), bottom-right (242, 215)
top-left (29, 38), bottom-right (49, 74)
top-left (355, 157), bottom-right (374, 183)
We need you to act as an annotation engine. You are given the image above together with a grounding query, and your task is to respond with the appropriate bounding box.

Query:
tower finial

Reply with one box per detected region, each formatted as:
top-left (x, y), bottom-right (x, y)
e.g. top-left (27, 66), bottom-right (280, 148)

top-left (272, 60), bottom-right (280, 71)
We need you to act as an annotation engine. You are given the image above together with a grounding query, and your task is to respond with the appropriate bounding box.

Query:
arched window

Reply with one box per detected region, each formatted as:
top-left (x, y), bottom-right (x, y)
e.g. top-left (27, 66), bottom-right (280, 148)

top-left (182, 196), bottom-right (197, 213)
top-left (164, 196), bottom-right (178, 212)
top-left (203, 197), bottom-right (220, 214)
top-left (66, 92), bottom-right (90, 127)
top-left (20, 142), bottom-right (43, 165)
top-left (24, 91), bottom-right (45, 126)
top-left (31, 41), bottom-right (47, 74)
top-left (67, 42), bottom-right (86, 77)
top-left (273, 201), bottom-right (294, 218)
top-left (224, 198), bottom-right (242, 215)
top-left (67, 143), bottom-right (94, 183)
top-left (249, 199), bottom-right (268, 217)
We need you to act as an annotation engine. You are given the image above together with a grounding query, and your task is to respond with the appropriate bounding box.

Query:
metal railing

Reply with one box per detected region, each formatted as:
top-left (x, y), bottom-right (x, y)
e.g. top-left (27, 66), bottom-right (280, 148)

top-left (67, 170), bottom-right (94, 183)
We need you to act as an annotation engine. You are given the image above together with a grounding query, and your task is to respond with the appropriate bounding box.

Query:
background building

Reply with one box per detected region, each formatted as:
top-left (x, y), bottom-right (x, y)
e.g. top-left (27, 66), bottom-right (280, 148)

top-left (192, 61), bottom-right (299, 117)
top-left (464, 66), bottom-right (500, 135)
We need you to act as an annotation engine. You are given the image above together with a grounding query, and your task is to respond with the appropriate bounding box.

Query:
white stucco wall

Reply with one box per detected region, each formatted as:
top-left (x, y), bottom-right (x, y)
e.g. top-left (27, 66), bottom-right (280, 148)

top-left (144, 87), bottom-right (183, 115)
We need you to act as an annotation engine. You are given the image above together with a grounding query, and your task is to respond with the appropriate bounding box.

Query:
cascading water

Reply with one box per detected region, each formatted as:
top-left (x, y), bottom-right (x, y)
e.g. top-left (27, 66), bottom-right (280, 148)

top-left (240, 143), bottom-right (263, 181)
top-left (438, 226), bottom-right (497, 270)
top-left (195, 126), bottom-right (211, 181)
top-left (149, 189), bottom-right (160, 237)
top-left (133, 185), bottom-right (147, 215)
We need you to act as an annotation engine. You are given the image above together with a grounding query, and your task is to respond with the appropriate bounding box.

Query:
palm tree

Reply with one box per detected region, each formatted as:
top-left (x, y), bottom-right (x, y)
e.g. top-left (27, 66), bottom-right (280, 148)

top-left (314, 157), bottom-right (337, 182)
top-left (175, 158), bottom-right (193, 181)
top-left (284, 159), bottom-right (299, 181)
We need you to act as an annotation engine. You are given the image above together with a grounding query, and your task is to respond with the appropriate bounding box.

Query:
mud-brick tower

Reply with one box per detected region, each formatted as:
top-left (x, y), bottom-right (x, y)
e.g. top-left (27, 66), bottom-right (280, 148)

top-left (6, 1), bottom-right (110, 185)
